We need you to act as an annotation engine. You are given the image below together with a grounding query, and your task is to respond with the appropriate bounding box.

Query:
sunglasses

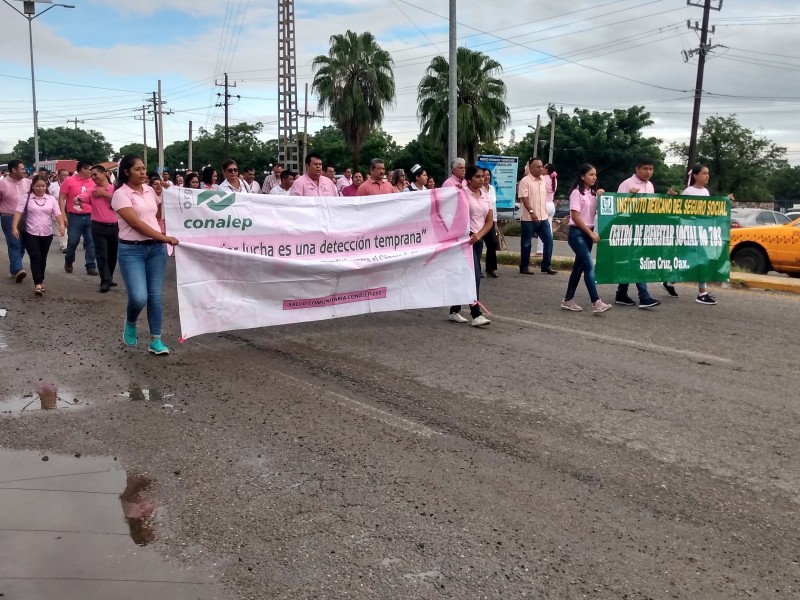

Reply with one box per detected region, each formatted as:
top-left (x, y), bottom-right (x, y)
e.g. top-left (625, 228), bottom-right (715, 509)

top-left (226, 168), bottom-right (238, 173)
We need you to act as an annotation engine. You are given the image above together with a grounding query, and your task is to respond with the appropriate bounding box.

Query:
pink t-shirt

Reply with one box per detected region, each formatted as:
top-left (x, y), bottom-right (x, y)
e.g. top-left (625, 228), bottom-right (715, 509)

top-left (0, 176), bottom-right (31, 214)
top-left (16, 193), bottom-right (61, 236)
top-left (60, 174), bottom-right (96, 215)
top-left (111, 184), bottom-right (162, 242)
top-left (467, 187), bottom-right (491, 234)
top-left (682, 186), bottom-right (709, 196)
top-left (568, 188), bottom-right (597, 227)
top-left (84, 183), bottom-right (116, 224)
top-left (544, 174), bottom-right (557, 203)
top-left (341, 184), bottom-right (359, 197)
top-left (357, 178), bottom-right (393, 196)
top-left (618, 175), bottom-right (654, 194)
top-left (442, 175), bottom-right (465, 188)
top-left (289, 174), bottom-right (338, 197)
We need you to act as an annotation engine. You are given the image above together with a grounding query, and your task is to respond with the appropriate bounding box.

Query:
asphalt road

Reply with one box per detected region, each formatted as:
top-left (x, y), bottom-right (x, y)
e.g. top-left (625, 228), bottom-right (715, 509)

top-left (2, 246), bottom-right (800, 599)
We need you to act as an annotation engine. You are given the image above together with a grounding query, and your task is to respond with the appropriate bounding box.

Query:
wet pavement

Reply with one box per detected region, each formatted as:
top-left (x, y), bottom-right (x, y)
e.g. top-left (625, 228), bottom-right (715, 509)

top-left (3, 245), bottom-right (800, 598)
top-left (0, 449), bottom-right (226, 599)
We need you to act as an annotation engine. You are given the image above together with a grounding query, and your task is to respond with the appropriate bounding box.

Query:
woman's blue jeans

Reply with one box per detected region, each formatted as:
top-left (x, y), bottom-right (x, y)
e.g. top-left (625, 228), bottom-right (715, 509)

top-left (565, 226), bottom-right (599, 303)
top-left (118, 242), bottom-right (167, 336)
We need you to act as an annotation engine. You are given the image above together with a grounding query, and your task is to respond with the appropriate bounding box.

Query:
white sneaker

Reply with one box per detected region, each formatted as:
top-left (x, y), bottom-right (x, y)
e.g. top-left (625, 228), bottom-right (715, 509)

top-left (592, 299), bottom-right (612, 314)
top-left (448, 312), bottom-right (468, 323)
top-left (561, 299), bottom-right (583, 312)
top-left (471, 315), bottom-right (491, 327)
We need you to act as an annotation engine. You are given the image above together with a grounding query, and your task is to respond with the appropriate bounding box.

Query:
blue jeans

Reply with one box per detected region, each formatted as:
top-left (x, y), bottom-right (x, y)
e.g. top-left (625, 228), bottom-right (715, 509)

top-left (1, 213), bottom-right (25, 275)
top-left (450, 240), bottom-right (484, 318)
top-left (118, 242), bottom-right (167, 336)
top-left (617, 282), bottom-right (652, 301)
top-left (65, 213), bottom-right (96, 270)
top-left (520, 220), bottom-right (553, 271)
top-left (565, 227), bottom-right (599, 303)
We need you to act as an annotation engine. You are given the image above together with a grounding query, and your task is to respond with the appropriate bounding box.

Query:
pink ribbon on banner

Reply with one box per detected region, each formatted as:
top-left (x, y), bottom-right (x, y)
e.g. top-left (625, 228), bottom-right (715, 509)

top-left (425, 187), bottom-right (471, 266)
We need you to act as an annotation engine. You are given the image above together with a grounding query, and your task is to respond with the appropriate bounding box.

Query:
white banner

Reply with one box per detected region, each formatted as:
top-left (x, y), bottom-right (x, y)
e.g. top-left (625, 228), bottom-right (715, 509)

top-left (163, 186), bottom-right (476, 339)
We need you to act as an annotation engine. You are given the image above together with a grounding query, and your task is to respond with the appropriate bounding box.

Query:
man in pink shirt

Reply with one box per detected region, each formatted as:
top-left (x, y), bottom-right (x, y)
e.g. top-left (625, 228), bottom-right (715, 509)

top-left (357, 159), bottom-right (393, 196)
top-left (517, 157), bottom-right (556, 275)
top-left (59, 160), bottom-right (98, 275)
top-left (615, 158), bottom-right (661, 309)
top-left (337, 167), bottom-right (353, 192)
top-left (289, 153), bottom-right (338, 197)
top-left (0, 159), bottom-right (32, 281)
top-left (442, 158), bottom-right (467, 188)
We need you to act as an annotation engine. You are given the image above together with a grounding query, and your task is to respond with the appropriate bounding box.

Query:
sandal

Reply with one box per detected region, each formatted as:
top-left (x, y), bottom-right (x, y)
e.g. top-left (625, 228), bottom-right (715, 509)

top-left (34, 284), bottom-right (43, 296)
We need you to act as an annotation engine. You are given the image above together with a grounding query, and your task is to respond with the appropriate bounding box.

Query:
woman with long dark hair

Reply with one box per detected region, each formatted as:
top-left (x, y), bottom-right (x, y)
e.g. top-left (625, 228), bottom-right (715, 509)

top-left (200, 166), bottom-right (218, 190)
top-left (682, 164), bottom-right (732, 305)
top-left (11, 174), bottom-right (65, 296)
top-left (111, 155), bottom-right (179, 355)
top-left (561, 164), bottom-right (612, 314)
top-left (448, 165), bottom-right (494, 327)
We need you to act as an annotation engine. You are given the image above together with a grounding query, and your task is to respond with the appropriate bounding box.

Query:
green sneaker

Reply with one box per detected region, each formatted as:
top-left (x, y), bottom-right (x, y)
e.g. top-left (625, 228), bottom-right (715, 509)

top-left (123, 321), bottom-right (137, 347)
top-left (148, 338), bottom-right (170, 355)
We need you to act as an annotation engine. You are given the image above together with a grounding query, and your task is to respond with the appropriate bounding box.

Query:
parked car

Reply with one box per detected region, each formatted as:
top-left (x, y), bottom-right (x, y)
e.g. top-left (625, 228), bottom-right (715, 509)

top-left (730, 217), bottom-right (800, 276)
top-left (554, 201), bottom-right (571, 220)
top-left (784, 211), bottom-right (800, 221)
top-left (730, 208), bottom-right (792, 228)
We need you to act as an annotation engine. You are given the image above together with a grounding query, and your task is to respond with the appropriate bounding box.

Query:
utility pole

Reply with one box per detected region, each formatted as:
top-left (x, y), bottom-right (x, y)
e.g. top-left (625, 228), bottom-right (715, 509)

top-left (278, 0), bottom-right (299, 172)
top-left (157, 79), bottom-right (165, 174)
top-left (547, 105), bottom-right (556, 164)
top-left (66, 117), bottom-right (83, 130)
top-left (216, 73), bottom-right (238, 159)
top-left (447, 0), bottom-right (457, 170)
top-left (298, 83), bottom-right (319, 169)
top-left (188, 121), bottom-right (193, 172)
top-left (150, 92), bottom-right (159, 166)
top-left (684, 0), bottom-right (723, 170)
top-left (133, 105), bottom-right (152, 168)
top-left (532, 115), bottom-right (541, 158)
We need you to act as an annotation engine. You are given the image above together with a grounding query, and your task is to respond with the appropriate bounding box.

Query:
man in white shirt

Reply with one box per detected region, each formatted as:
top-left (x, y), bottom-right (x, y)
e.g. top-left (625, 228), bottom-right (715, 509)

top-left (270, 171), bottom-right (295, 195)
top-left (241, 166), bottom-right (261, 194)
top-left (336, 167), bottom-right (353, 192)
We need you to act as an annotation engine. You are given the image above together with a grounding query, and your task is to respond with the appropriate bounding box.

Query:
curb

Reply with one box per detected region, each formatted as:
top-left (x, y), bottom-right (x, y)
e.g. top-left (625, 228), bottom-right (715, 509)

top-left (492, 251), bottom-right (800, 295)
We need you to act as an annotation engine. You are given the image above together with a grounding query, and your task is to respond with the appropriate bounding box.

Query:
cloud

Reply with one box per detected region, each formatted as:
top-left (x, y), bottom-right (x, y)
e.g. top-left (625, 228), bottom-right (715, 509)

top-left (0, 0), bottom-right (797, 166)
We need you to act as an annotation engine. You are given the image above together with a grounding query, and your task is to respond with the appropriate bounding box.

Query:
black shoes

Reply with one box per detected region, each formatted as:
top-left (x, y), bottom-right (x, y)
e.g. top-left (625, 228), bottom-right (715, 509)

top-left (487, 270), bottom-right (499, 278)
top-left (614, 295), bottom-right (636, 306)
top-left (87, 268), bottom-right (99, 276)
top-left (662, 282), bottom-right (679, 297)
top-left (541, 267), bottom-right (557, 275)
top-left (519, 268), bottom-right (534, 275)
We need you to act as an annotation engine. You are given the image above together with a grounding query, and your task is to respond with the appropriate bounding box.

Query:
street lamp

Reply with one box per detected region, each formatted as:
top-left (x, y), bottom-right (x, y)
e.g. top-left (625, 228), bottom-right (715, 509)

top-left (2, 0), bottom-right (75, 167)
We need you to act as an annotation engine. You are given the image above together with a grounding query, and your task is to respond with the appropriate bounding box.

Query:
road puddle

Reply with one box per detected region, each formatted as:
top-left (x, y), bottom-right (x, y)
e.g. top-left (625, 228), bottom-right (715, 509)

top-left (0, 382), bottom-right (85, 415)
top-left (120, 472), bottom-right (159, 546)
top-left (0, 449), bottom-right (222, 597)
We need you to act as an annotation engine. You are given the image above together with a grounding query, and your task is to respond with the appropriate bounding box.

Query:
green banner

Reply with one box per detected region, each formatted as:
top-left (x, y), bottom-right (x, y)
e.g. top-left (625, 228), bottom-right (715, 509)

top-left (595, 193), bottom-right (731, 284)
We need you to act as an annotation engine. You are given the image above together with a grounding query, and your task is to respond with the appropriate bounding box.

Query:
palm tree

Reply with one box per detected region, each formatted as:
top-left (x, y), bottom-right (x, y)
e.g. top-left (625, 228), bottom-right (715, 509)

top-left (312, 31), bottom-right (396, 170)
top-left (417, 47), bottom-right (510, 165)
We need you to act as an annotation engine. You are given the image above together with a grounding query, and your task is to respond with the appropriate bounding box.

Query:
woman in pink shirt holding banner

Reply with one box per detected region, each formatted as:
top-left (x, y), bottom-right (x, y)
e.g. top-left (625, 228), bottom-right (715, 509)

top-left (448, 166), bottom-right (494, 327)
top-left (11, 174), bottom-right (66, 296)
top-left (112, 155), bottom-right (179, 356)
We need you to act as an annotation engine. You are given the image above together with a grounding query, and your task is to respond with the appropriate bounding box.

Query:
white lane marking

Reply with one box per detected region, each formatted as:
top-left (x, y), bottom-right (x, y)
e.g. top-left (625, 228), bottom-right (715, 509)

top-left (493, 315), bottom-right (732, 364)
top-left (273, 371), bottom-right (443, 438)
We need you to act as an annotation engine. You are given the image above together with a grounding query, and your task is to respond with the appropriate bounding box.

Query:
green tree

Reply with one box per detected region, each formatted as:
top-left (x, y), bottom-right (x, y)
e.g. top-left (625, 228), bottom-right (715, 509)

top-left (13, 127), bottom-right (113, 165)
top-left (507, 106), bottom-right (667, 194)
top-left (312, 31), bottom-right (396, 170)
top-left (359, 128), bottom-right (399, 169)
top-left (115, 144), bottom-right (157, 169)
top-left (670, 115), bottom-right (787, 200)
top-left (417, 47), bottom-right (510, 166)
top-left (307, 125), bottom-right (350, 170)
top-left (769, 166), bottom-right (800, 202)
top-left (392, 134), bottom-right (448, 185)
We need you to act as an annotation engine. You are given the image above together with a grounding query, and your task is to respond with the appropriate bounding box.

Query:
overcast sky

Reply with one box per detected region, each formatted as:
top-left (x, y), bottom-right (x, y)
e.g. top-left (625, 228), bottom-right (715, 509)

top-left (1, 0), bottom-right (798, 167)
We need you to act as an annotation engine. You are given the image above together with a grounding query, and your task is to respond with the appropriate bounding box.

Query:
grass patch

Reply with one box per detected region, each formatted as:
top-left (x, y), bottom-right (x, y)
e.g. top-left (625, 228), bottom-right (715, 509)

top-left (495, 251), bottom-right (574, 270)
